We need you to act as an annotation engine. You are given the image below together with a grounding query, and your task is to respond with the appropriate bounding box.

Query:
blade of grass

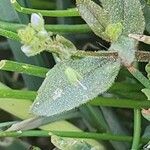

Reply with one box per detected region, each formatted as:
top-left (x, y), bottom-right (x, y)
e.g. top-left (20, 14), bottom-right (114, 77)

top-left (131, 109), bottom-right (141, 150)
top-left (128, 66), bottom-right (150, 89)
top-left (101, 107), bottom-right (130, 150)
top-left (0, 130), bottom-right (149, 143)
top-left (0, 60), bottom-right (48, 78)
top-left (0, 28), bottom-right (20, 41)
top-left (0, 21), bottom-right (91, 34)
top-left (0, 89), bottom-right (150, 109)
top-left (79, 105), bottom-right (108, 132)
top-left (11, 0), bottom-right (79, 17)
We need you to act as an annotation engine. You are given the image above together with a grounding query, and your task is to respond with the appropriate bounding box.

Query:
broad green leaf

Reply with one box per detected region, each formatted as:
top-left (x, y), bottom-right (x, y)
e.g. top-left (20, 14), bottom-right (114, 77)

top-left (100, 0), bottom-right (145, 35)
top-left (142, 89), bottom-right (150, 100)
top-left (76, 0), bottom-right (110, 41)
top-left (100, 0), bottom-right (123, 23)
top-left (31, 57), bottom-right (120, 116)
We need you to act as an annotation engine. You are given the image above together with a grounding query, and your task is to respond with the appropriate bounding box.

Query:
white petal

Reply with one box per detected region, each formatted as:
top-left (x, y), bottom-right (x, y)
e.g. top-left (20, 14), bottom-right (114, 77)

top-left (31, 13), bottom-right (44, 31)
top-left (21, 45), bottom-right (32, 56)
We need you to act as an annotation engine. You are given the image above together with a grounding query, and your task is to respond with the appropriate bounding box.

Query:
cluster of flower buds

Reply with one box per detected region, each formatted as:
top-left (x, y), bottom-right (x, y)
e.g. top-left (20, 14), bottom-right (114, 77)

top-left (18, 13), bottom-right (52, 56)
top-left (18, 13), bottom-right (77, 60)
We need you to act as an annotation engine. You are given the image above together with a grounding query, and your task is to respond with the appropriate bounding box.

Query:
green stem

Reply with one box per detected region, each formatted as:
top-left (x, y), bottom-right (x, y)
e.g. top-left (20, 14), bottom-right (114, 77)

top-left (45, 24), bottom-right (91, 33)
top-left (0, 60), bottom-right (48, 78)
top-left (0, 130), bottom-right (149, 143)
top-left (11, 0), bottom-right (79, 17)
top-left (0, 89), bottom-right (36, 100)
top-left (0, 28), bottom-right (19, 41)
top-left (128, 66), bottom-right (150, 89)
top-left (0, 89), bottom-right (150, 109)
top-left (90, 97), bottom-right (150, 109)
top-left (0, 21), bottom-right (91, 33)
top-left (131, 109), bottom-right (141, 150)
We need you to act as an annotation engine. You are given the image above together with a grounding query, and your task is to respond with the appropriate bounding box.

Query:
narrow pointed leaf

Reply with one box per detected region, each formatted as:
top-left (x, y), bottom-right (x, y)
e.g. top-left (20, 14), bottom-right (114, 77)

top-left (31, 57), bottom-right (120, 116)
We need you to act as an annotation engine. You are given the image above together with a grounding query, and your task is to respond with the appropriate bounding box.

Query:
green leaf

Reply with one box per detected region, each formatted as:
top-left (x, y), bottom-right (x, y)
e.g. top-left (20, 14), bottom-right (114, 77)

top-left (100, 0), bottom-right (145, 35)
top-left (100, 0), bottom-right (123, 23)
top-left (76, 0), bottom-right (110, 41)
top-left (103, 22), bottom-right (123, 42)
top-left (77, 0), bottom-right (145, 42)
top-left (141, 0), bottom-right (150, 33)
top-left (31, 57), bottom-right (120, 116)
top-left (51, 135), bottom-right (101, 150)
top-left (0, 98), bottom-right (33, 119)
top-left (49, 121), bottom-right (105, 150)
top-left (142, 89), bottom-right (150, 100)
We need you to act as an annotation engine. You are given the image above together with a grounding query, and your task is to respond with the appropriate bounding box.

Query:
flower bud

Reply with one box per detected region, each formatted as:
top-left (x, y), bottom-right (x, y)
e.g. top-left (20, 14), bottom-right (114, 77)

top-left (31, 13), bottom-right (44, 31)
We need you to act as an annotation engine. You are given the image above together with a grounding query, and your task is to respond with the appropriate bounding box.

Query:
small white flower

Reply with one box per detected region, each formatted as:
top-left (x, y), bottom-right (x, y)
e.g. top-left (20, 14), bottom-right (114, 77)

top-left (31, 13), bottom-right (44, 31)
top-left (21, 45), bottom-right (32, 57)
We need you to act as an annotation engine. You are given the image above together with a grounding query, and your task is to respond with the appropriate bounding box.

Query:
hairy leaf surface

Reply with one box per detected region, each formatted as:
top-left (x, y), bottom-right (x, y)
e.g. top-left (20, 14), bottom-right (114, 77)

top-left (76, 0), bottom-right (110, 41)
top-left (100, 0), bottom-right (145, 35)
top-left (31, 57), bottom-right (120, 116)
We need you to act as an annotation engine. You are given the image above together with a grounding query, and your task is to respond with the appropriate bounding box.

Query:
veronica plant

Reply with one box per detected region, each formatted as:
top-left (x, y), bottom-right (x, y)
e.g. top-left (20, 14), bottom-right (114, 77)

top-left (17, 0), bottom-right (150, 117)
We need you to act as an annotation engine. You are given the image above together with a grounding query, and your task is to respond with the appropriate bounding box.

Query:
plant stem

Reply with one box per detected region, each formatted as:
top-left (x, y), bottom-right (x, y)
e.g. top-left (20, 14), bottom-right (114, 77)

top-left (45, 24), bottom-right (91, 33)
top-left (0, 22), bottom-right (150, 62)
top-left (0, 89), bottom-right (150, 109)
top-left (0, 130), bottom-right (149, 143)
top-left (0, 21), bottom-right (91, 33)
top-left (128, 66), bottom-right (150, 89)
top-left (131, 109), bottom-right (141, 150)
top-left (0, 89), bottom-right (36, 100)
top-left (0, 60), bottom-right (49, 78)
top-left (11, 0), bottom-right (79, 17)
top-left (90, 97), bottom-right (150, 109)
top-left (0, 28), bottom-right (20, 41)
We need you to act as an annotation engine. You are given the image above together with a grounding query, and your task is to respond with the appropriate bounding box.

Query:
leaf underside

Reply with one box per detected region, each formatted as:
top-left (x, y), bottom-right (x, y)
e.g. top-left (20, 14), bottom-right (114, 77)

top-left (31, 57), bottom-right (120, 117)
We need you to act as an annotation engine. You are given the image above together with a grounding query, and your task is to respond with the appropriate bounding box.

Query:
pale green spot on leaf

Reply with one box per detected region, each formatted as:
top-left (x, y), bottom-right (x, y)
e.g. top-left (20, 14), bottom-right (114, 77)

top-left (65, 67), bottom-right (83, 85)
top-left (103, 22), bottom-right (123, 42)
